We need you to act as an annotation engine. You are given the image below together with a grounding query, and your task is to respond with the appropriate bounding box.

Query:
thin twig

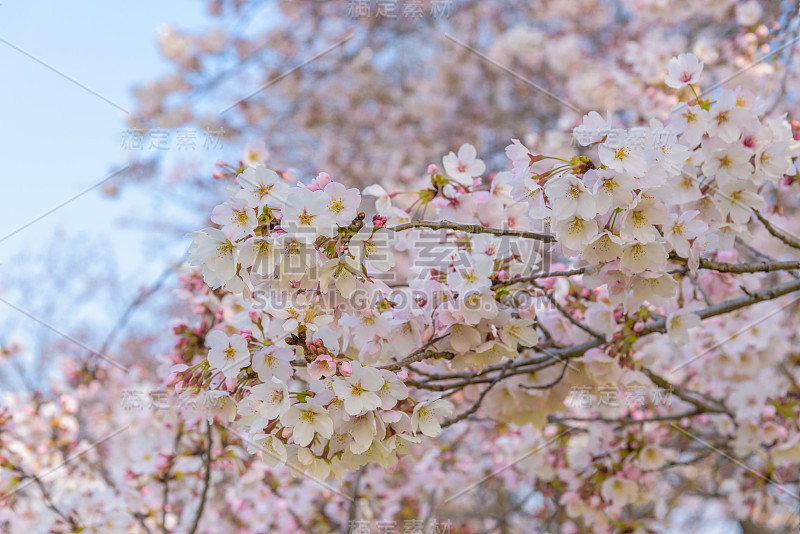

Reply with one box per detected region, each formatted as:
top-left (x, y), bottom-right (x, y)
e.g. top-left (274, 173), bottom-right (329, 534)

top-left (442, 362), bottom-right (510, 427)
top-left (389, 219), bottom-right (555, 242)
top-left (188, 423), bottom-right (213, 534)
top-left (755, 211), bottom-right (800, 250)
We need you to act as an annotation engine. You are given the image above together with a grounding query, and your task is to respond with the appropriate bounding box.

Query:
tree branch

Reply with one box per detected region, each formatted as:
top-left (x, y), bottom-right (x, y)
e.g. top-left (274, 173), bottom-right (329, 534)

top-left (389, 219), bottom-right (555, 242)
top-left (187, 422), bottom-right (213, 534)
top-left (754, 211), bottom-right (800, 250)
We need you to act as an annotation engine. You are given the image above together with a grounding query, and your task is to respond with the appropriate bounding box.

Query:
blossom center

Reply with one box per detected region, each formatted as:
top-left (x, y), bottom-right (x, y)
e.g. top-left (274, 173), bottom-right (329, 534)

top-left (299, 410), bottom-right (316, 423)
top-left (298, 209), bottom-right (316, 226)
top-left (255, 183), bottom-right (273, 197)
top-left (328, 198), bottom-right (344, 213)
top-left (233, 210), bottom-right (249, 227)
top-left (216, 242), bottom-right (234, 257)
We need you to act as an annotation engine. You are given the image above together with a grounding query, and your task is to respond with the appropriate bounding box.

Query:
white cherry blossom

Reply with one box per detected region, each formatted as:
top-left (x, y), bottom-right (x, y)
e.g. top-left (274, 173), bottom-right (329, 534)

top-left (280, 402), bottom-right (334, 447)
top-left (206, 330), bottom-right (250, 379)
top-left (411, 396), bottom-right (454, 437)
top-left (237, 164), bottom-right (289, 208)
top-left (443, 143), bottom-right (485, 186)
top-left (333, 361), bottom-right (385, 416)
top-left (664, 52), bottom-right (703, 89)
top-left (666, 308), bottom-right (701, 345)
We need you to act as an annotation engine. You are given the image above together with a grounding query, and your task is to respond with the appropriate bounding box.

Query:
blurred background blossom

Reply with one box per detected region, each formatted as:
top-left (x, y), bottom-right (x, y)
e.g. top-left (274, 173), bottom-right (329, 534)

top-left (2, 1), bottom-right (800, 532)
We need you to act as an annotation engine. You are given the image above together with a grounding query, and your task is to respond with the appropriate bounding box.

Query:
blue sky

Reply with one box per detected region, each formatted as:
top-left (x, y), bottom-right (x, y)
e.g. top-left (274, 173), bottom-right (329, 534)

top-left (0, 0), bottom-right (212, 286)
top-left (0, 0), bottom-right (237, 377)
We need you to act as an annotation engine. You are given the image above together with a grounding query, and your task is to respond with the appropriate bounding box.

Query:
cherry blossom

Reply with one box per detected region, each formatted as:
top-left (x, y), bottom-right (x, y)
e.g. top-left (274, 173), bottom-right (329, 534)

top-left (206, 330), bottom-right (250, 379)
top-left (664, 52), bottom-right (704, 89)
top-left (442, 143), bottom-right (486, 186)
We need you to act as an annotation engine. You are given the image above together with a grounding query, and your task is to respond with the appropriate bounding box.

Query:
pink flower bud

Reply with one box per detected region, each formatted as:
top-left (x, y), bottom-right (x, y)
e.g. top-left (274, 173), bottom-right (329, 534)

top-left (539, 276), bottom-right (557, 290)
top-left (166, 372), bottom-right (178, 387)
top-left (339, 361), bottom-right (353, 376)
top-left (633, 321), bottom-right (644, 332)
top-left (308, 172), bottom-right (332, 191)
top-left (280, 168), bottom-right (299, 183)
top-left (155, 455), bottom-right (169, 471)
top-left (225, 376), bottom-right (237, 391)
top-left (427, 164), bottom-right (438, 175)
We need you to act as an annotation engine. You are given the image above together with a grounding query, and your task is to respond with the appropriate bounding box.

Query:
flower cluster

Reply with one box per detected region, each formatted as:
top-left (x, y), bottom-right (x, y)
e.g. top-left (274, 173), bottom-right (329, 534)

top-left (118, 44), bottom-right (800, 532)
top-left (176, 52), bottom-right (800, 490)
top-left (8, 1), bottom-right (800, 530)
top-left (182, 163), bottom-right (466, 480)
top-left (542, 61), bottom-right (796, 318)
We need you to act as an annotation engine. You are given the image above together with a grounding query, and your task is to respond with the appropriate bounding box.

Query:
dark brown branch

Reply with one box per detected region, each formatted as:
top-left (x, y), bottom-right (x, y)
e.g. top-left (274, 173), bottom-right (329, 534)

top-left (518, 361), bottom-right (570, 390)
top-left (441, 363), bottom-right (509, 427)
top-left (755, 211), bottom-right (800, 250)
top-left (491, 267), bottom-right (588, 289)
top-left (671, 253), bottom-right (800, 274)
top-left (6, 462), bottom-right (82, 531)
top-left (389, 219), bottom-right (555, 242)
top-left (161, 424), bottom-right (184, 534)
top-left (641, 368), bottom-right (730, 416)
top-left (406, 276), bottom-right (800, 393)
top-left (379, 334), bottom-right (453, 371)
top-left (531, 280), bottom-right (604, 341)
top-left (346, 467), bottom-right (365, 527)
top-left (187, 423), bottom-right (213, 534)
top-left (548, 410), bottom-right (706, 426)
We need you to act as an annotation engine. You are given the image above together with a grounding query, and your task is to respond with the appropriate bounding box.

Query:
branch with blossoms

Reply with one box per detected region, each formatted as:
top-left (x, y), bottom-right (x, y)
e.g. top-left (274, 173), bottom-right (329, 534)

top-left (167, 51), bottom-right (800, 531)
